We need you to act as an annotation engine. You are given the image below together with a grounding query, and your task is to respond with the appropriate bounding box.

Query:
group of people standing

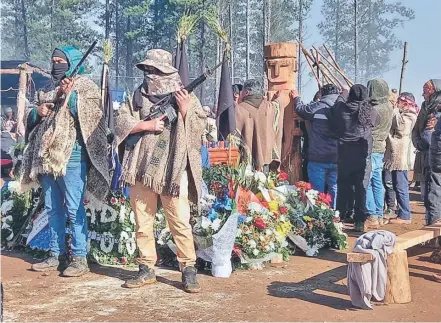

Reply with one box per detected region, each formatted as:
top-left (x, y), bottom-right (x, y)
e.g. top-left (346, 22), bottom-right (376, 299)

top-left (294, 79), bottom-right (441, 232)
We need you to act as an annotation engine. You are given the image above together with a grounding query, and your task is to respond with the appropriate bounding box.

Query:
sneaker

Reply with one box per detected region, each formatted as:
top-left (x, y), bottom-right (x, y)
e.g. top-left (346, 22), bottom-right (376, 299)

top-left (364, 216), bottom-right (380, 230)
top-left (124, 265), bottom-right (156, 288)
top-left (62, 257), bottom-right (89, 277)
top-left (353, 222), bottom-right (365, 233)
top-left (389, 218), bottom-right (411, 225)
top-left (182, 266), bottom-right (201, 293)
top-left (31, 256), bottom-right (65, 272)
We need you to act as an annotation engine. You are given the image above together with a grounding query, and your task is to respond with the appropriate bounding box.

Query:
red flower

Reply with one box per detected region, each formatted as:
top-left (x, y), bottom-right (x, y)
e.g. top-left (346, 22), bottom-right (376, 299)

top-left (120, 198), bottom-right (126, 204)
top-left (233, 245), bottom-right (242, 257)
top-left (83, 199), bottom-right (89, 205)
top-left (296, 181), bottom-right (312, 190)
top-left (279, 206), bottom-right (288, 215)
top-left (113, 257), bottom-right (119, 263)
top-left (228, 180), bottom-right (236, 199)
top-left (318, 192), bottom-right (332, 206)
top-left (110, 197), bottom-right (118, 205)
top-left (254, 217), bottom-right (267, 230)
top-left (120, 257), bottom-right (127, 264)
top-left (261, 201), bottom-right (269, 210)
top-left (277, 171), bottom-right (289, 181)
top-left (333, 217), bottom-right (341, 223)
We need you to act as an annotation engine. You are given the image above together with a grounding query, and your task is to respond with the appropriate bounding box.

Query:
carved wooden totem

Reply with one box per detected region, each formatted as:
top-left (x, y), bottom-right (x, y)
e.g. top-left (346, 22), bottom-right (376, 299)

top-left (264, 42), bottom-right (302, 183)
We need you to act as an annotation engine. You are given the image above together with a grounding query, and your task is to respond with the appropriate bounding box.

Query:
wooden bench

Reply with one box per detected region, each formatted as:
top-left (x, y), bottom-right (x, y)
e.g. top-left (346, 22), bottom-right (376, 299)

top-left (347, 223), bottom-right (441, 304)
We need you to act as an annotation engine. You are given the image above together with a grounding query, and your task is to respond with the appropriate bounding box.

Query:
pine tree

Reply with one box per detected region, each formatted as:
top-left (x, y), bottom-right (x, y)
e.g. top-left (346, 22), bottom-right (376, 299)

top-left (318, 0), bottom-right (415, 83)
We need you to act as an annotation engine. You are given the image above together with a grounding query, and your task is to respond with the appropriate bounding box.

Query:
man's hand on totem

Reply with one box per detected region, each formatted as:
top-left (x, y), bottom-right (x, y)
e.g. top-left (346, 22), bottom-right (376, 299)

top-left (37, 103), bottom-right (54, 117)
top-left (59, 77), bottom-right (74, 95)
top-left (175, 88), bottom-right (190, 118)
top-left (289, 90), bottom-right (299, 100)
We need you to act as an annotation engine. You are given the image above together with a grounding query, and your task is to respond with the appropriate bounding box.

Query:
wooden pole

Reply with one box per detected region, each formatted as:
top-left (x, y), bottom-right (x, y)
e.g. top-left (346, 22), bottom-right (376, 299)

top-left (399, 42), bottom-right (408, 94)
top-left (316, 45), bottom-right (353, 86)
top-left (354, 0), bottom-right (358, 82)
top-left (297, 0), bottom-right (303, 93)
top-left (299, 43), bottom-right (322, 89)
top-left (16, 67), bottom-right (27, 137)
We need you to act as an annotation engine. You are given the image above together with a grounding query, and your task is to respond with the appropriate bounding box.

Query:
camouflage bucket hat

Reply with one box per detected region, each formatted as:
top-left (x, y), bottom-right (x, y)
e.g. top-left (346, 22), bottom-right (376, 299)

top-left (136, 49), bottom-right (178, 74)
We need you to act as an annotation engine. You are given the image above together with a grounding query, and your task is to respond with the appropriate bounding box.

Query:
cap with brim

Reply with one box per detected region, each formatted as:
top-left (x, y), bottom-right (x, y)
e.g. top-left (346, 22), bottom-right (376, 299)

top-left (136, 49), bottom-right (178, 74)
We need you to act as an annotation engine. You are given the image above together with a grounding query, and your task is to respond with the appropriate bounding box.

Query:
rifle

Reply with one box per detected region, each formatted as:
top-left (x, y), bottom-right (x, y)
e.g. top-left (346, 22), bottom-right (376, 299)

top-left (125, 59), bottom-right (224, 149)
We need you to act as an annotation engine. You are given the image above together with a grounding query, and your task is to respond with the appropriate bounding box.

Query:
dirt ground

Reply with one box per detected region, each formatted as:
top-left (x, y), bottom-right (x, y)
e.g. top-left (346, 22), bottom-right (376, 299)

top-left (2, 188), bottom-right (441, 322)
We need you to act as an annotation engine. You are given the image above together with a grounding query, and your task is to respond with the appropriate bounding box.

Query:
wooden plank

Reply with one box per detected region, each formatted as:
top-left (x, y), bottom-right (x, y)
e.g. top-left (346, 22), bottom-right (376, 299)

top-left (0, 69), bottom-right (20, 74)
top-left (347, 252), bottom-right (374, 263)
top-left (395, 224), bottom-right (441, 250)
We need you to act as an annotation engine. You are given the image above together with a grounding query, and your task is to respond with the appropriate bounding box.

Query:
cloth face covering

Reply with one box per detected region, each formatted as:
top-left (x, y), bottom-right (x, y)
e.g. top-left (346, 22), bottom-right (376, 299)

top-left (51, 62), bottom-right (69, 84)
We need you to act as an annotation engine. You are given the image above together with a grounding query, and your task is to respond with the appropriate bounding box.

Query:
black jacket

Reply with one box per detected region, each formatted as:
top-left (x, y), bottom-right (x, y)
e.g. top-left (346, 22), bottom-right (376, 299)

top-left (294, 93), bottom-right (339, 164)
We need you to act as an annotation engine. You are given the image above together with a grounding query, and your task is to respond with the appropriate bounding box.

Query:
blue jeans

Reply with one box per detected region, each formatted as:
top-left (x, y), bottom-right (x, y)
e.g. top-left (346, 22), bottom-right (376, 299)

top-left (40, 143), bottom-right (88, 257)
top-left (308, 162), bottom-right (338, 208)
top-left (425, 170), bottom-right (441, 224)
top-left (384, 170), bottom-right (411, 220)
top-left (366, 153), bottom-right (384, 218)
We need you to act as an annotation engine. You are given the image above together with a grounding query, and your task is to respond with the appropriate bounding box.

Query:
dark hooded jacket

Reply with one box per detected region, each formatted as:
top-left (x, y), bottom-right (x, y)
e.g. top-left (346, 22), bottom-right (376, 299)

top-left (330, 84), bottom-right (379, 160)
top-left (413, 79), bottom-right (441, 177)
top-left (367, 79), bottom-right (394, 154)
top-left (294, 93), bottom-right (339, 164)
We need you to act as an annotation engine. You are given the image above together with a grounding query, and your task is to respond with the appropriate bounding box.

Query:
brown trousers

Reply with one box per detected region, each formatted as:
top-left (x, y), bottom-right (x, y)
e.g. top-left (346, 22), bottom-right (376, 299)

top-left (130, 171), bottom-right (196, 267)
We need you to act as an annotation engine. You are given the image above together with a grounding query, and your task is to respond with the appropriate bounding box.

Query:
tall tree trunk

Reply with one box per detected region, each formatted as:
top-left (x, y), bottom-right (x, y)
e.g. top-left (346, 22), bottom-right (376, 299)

top-left (334, 0), bottom-right (340, 62)
top-left (115, 0), bottom-right (120, 88)
top-left (354, 0), bottom-right (358, 82)
top-left (267, 0), bottom-right (271, 42)
top-left (20, 0), bottom-right (29, 59)
top-left (297, 0), bottom-right (303, 92)
top-left (50, 0), bottom-right (54, 50)
top-left (153, 0), bottom-right (159, 47)
top-left (366, 0), bottom-right (372, 80)
top-left (246, 0), bottom-right (250, 79)
top-left (126, 16), bottom-right (134, 90)
top-left (214, 0), bottom-right (223, 104)
top-left (105, 0), bottom-right (110, 38)
top-left (199, 17), bottom-right (206, 103)
top-left (229, 2), bottom-right (234, 82)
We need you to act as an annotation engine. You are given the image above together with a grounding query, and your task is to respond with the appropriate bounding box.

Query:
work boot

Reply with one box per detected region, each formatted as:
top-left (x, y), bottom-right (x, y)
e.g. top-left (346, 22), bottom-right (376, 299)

top-left (378, 218), bottom-right (389, 226)
top-left (31, 255), bottom-right (66, 272)
top-left (62, 256), bottom-right (89, 277)
top-left (353, 221), bottom-right (365, 233)
top-left (364, 216), bottom-right (380, 230)
top-left (182, 266), bottom-right (201, 293)
top-left (389, 217), bottom-right (411, 225)
top-left (124, 265), bottom-right (156, 288)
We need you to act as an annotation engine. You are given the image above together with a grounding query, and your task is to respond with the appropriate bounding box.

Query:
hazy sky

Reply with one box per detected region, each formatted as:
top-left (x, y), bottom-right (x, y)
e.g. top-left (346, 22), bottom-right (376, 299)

top-left (302, 0), bottom-right (441, 104)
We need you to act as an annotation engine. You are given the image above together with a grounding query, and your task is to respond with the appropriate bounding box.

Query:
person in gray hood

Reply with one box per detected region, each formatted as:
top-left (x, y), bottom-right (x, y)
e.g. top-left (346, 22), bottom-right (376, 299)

top-left (294, 84), bottom-right (340, 208)
top-left (365, 79), bottom-right (394, 228)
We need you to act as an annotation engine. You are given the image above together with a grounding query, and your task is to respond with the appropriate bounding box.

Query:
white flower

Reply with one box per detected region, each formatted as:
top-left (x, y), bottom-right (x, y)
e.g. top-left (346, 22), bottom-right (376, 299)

top-left (245, 165), bottom-right (254, 178)
top-left (118, 231), bottom-right (130, 253)
top-left (254, 171), bottom-right (267, 184)
top-left (156, 212), bottom-right (164, 221)
top-left (264, 245), bottom-right (271, 252)
top-left (118, 205), bottom-right (126, 223)
top-left (211, 218), bottom-right (222, 231)
top-left (281, 240), bottom-right (288, 248)
top-left (248, 239), bottom-right (257, 248)
top-left (100, 205), bottom-right (117, 223)
top-left (259, 235), bottom-right (265, 241)
top-left (1, 200), bottom-right (14, 215)
top-left (246, 216), bottom-right (253, 223)
top-left (201, 217), bottom-right (211, 230)
top-left (280, 215), bottom-right (286, 222)
top-left (158, 228), bottom-right (171, 245)
top-left (248, 202), bottom-right (263, 213)
top-left (100, 232), bottom-right (114, 253)
top-left (126, 233), bottom-right (137, 255)
top-left (130, 211), bottom-right (136, 224)
top-left (6, 181), bottom-right (19, 193)
top-left (205, 194), bottom-right (216, 202)
top-left (334, 210), bottom-right (340, 218)
top-left (265, 229), bottom-right (272, 236)
top-left (252, 248), bottom-right (260, 256)
top-left (269, 241), bottom-right (275, 250)
top-left (236, 228), bottom-right (242, 237)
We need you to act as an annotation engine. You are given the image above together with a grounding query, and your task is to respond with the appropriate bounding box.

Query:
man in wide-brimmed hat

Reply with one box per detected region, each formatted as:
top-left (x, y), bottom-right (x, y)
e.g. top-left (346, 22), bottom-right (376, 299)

top-left (114, 49), bottom-right (206, 293)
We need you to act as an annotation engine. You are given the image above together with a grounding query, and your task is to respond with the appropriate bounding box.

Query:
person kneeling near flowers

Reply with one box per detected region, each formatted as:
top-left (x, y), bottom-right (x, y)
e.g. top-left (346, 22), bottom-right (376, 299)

top-left (114, 49), bottom-right (206, 292)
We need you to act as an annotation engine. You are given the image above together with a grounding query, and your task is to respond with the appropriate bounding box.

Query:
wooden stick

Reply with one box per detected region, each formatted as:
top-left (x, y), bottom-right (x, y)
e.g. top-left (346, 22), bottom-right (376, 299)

top-left (299, 43), bottom-right (322, 89)
top-left (399, 42), bottom-right (408, 94)
top-left (322, 44), bottom-right (354, 86)
top-left (318, 60), bottom-right (345, 88)
top-left (309, 47), bottom-right (342, 88)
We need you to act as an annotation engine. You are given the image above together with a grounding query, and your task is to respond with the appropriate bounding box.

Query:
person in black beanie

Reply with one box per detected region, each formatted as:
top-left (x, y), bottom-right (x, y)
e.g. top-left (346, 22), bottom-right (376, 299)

top-left (330, 84), bottom-right (379, 232)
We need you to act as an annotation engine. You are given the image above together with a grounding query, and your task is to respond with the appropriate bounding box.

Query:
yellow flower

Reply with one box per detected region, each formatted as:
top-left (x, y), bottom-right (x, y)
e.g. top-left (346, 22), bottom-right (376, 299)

top-left (268, 180), bottom-right (275, 189)
top-left (268, 200), bottom-right (279, 213)
top-left (256, 192), bottom-right (264, 201)
top-left (276, 221), bottom-right (292, 237)
top-left (303, 216), bottom-right (312, 222)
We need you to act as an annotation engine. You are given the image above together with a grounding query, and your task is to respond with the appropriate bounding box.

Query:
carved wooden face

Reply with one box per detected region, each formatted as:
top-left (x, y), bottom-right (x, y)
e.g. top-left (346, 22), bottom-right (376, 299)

top-left (266, 57), bottom-right (296, 83)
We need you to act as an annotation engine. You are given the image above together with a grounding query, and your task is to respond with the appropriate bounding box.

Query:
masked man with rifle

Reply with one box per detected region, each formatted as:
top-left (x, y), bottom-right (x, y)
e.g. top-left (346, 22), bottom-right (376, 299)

top-left (21, 45), bottom-right (110, 277)
top-left (115, 49), bottom-right (206, 292)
